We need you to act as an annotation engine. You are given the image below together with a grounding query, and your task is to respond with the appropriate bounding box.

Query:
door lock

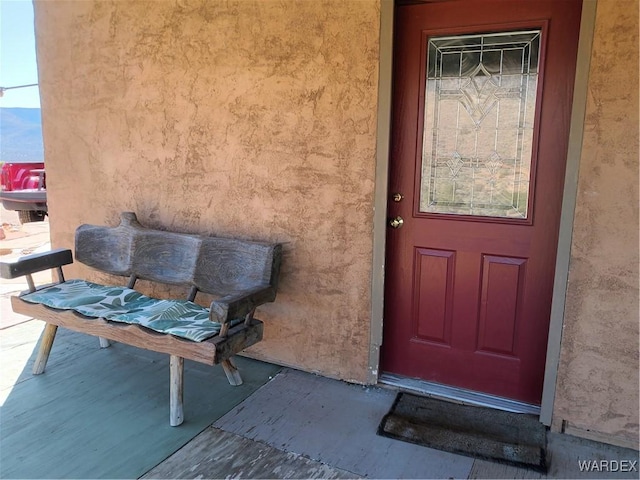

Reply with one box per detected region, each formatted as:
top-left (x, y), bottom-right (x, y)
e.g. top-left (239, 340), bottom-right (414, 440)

top-left (392, 193), bottom-right (404, 202)
top-left (389, 216), bottom-right (404, 229)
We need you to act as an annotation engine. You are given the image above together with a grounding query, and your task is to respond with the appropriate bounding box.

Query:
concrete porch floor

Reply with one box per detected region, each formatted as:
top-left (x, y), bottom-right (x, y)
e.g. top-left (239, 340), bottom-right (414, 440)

top-left (1, 210), bottom-right (638, 479)
top-left (144, 367), bottom-right (639, 479)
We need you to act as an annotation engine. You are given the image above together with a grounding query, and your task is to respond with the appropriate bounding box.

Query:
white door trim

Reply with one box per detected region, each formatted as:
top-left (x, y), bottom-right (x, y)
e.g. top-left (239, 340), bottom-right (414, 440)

top-left (539, 0), bottom-right (597, 426)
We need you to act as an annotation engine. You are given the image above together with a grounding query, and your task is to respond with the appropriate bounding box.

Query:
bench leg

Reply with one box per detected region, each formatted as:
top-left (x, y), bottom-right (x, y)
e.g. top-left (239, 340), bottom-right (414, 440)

top-left (33, 323), bottom-right (58, 375)
top-left (170, 355), bottom-right (184, 427)
top-left (98, 337), bottom-right (111, 348)
top-left (221, 358), bottom-right (243, 386)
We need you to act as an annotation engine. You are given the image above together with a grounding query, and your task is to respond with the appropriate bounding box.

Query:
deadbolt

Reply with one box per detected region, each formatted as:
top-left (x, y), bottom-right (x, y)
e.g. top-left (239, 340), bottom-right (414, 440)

top-left (392, 193), bottom-right (404, 202)
top-left (389, 216), bottom-right (404, 229)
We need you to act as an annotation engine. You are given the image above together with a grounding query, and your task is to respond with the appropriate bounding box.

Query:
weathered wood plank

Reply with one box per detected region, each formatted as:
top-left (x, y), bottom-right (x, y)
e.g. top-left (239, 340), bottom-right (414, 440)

top-left (74, 212), bottom-right (282, 298)
top-left (221, 358), bottom-right (243, 386)
top-left (170, 355), bottom-right (184, 427)
top-left (32, 323), bottom-right (58, 374)
top-left (141, 427), bottom-right (359, 479)
top-left (11, 297), bottom-right (263, 365)
top-left (0, 249), bottom-right (73, 280)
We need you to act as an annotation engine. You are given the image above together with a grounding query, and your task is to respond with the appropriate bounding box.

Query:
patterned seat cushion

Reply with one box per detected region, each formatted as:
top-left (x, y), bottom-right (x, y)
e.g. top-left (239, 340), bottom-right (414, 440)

top-left (20, 279), bottom-right (225, 342)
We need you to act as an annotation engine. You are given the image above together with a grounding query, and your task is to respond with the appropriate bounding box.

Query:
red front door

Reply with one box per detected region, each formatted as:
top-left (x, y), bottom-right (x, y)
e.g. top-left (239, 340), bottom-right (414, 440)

top-left (381, 0), bottom-right (582, 405)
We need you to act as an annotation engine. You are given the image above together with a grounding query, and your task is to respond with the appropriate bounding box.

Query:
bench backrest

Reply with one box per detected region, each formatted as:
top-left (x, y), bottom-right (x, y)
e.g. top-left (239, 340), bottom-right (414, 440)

top-left (75, 212), bottom-right (282, 296)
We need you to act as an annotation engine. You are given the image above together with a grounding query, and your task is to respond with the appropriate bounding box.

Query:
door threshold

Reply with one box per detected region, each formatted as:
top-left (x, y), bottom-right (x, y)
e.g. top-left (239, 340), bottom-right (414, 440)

top-left (378, 373), bottom-right (541, 416)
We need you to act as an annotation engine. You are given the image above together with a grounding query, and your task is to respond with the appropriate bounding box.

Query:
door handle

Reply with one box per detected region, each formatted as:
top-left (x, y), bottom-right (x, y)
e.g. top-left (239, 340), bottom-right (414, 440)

top-left (389, 216), bottom-right (404, 229)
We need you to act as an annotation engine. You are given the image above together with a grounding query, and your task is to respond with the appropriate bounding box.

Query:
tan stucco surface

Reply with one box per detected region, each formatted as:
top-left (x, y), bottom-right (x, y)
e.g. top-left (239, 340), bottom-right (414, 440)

top-left (554, 0), bottom-right (639, 446)
top-left (34, 0), bottom-right (379, 383)
top-left (34, 0), bottom-right (639, 446)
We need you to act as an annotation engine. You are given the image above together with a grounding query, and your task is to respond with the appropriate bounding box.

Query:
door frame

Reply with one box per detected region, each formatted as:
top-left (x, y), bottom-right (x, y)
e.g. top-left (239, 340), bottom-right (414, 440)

top-left (369, 0), bottom-right (598, 426)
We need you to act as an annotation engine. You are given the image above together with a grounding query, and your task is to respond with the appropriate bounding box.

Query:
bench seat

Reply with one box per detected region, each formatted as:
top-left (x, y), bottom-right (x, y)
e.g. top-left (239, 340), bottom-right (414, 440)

top-left (20, 279), bottom-right (236, 342)
top-left (10, 296), bottom-right (263, 366)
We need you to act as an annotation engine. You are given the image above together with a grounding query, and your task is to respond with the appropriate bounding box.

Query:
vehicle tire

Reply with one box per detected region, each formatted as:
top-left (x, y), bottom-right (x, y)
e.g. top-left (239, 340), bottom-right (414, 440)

top-left (18, 210), bottom-right (46, 224)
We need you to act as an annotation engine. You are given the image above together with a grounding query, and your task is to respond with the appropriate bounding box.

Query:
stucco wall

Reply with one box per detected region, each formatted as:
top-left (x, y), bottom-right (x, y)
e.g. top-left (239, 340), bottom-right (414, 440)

top-left (34, 0), bottom-right (380, 383)
top-left (554, 0), bottom-right (639, 447)
top-left (34, 0), bottom-right (639, 447)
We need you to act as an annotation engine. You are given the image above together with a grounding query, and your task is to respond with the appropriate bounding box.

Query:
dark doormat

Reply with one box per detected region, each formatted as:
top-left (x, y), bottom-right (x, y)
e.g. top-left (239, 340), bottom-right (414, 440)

top-left (377, 392), bottom-right (547, 472)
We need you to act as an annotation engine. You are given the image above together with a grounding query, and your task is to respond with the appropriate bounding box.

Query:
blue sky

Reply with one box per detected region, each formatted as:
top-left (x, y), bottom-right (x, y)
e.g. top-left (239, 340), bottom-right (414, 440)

top-left (0, 0), bottom-right (40, 108)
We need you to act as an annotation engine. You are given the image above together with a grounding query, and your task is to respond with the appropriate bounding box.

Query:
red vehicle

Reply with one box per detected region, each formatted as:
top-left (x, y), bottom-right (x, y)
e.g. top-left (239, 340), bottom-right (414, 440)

top-left (0, 160), bottom-right (47, 223)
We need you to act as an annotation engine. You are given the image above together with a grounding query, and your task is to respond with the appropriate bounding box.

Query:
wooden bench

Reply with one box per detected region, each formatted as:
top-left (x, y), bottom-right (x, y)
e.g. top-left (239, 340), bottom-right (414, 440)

top-left (0, 212), bottom-right (282, 426)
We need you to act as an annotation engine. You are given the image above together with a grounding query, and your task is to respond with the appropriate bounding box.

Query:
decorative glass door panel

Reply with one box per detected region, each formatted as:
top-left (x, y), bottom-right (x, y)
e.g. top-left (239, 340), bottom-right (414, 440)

top-left (420, 30), bottom-right (541, 218)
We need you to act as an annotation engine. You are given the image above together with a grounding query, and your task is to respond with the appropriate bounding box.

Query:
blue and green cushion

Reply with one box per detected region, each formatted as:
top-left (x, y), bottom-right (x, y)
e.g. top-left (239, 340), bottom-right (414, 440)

top-left (20, 279), bottom-right (227, 342)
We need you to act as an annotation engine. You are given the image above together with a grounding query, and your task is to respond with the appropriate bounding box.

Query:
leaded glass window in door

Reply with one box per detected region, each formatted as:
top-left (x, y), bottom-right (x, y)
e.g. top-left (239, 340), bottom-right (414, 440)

top-left (420, 30), bottom-right (541, 218)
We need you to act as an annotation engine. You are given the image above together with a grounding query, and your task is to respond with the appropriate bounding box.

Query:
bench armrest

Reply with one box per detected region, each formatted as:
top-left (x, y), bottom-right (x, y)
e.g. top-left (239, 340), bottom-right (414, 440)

top-left (0, 248), bottom-right (73, 279)
top-left (209, 285), bottom-right (276, 324)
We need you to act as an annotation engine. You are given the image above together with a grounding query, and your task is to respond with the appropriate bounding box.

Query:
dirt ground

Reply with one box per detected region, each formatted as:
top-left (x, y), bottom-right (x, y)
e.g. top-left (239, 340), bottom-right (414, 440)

top-left (0, 205), bottom-right (51, 282)
top-left (0, 205), bottom-right (50, 257)
top-left (0, 206), bottom-right (51, 328)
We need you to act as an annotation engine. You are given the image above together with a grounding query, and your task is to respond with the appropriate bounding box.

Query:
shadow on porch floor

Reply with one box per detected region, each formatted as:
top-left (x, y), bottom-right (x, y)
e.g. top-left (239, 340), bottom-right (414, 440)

top-left (1, 316), bottom-right (637, 479)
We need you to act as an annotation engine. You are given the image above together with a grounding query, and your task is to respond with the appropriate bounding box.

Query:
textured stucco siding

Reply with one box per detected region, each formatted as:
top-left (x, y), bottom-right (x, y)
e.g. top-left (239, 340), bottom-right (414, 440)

top-left (34, 0), bottom-right (639, 446)
top-left (34, 0), bottom-right (380, 383)
top-left (554, 0), bottom-right (639, 446)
